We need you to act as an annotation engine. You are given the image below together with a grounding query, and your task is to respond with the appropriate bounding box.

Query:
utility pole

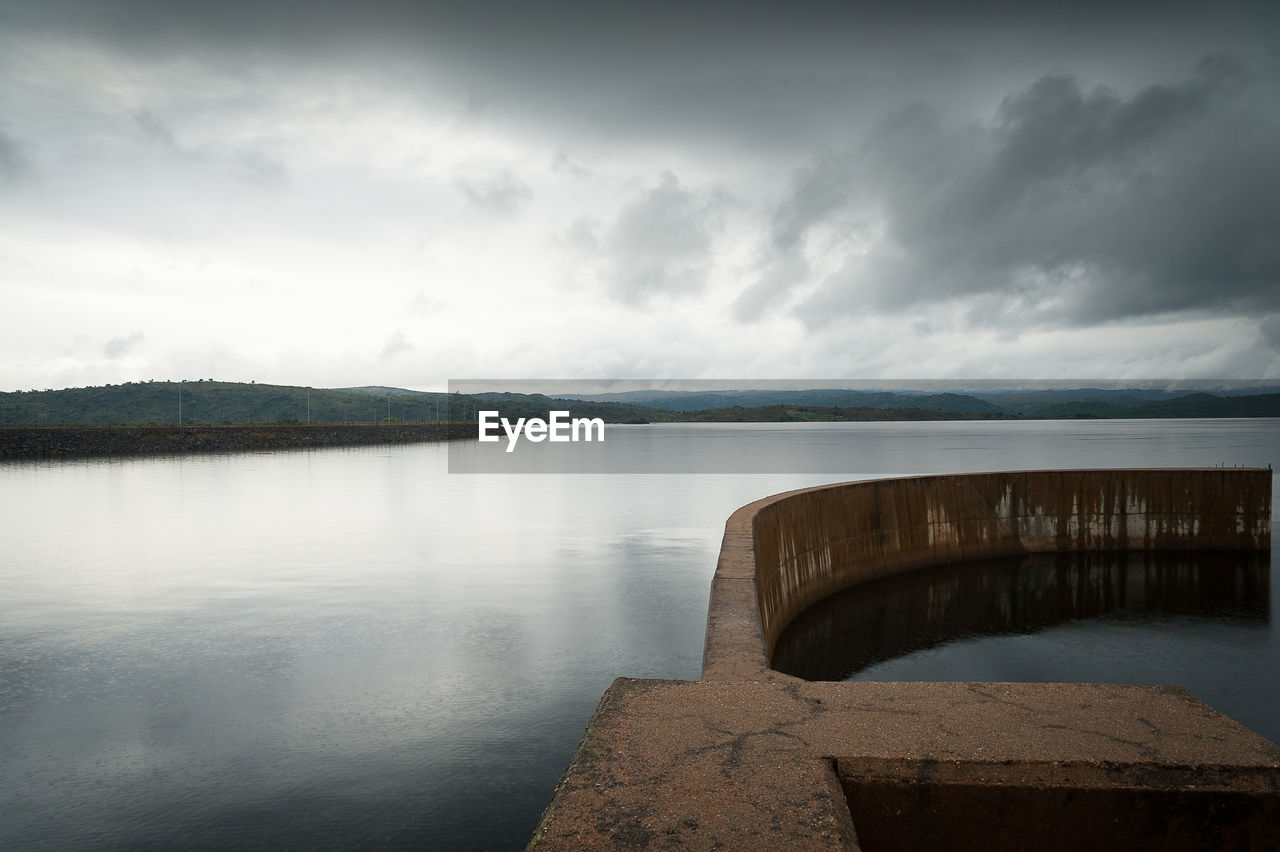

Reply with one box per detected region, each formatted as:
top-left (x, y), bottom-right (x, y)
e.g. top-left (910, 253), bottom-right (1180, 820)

top-left (178, 380), bottom-right (183, 426)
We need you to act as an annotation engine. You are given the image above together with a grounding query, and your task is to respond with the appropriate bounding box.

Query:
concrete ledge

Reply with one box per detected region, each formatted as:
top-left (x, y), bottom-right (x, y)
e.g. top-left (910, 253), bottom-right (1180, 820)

top-left (530, 679), bottom-right (1280, 850)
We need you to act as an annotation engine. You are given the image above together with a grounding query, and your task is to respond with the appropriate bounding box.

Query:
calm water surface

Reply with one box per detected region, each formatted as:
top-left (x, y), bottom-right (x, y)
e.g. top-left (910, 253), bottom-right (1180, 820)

top-left (1, 419), bottom-right (1277, 849)
top-left (773, 549), bottom-right (1276, 741)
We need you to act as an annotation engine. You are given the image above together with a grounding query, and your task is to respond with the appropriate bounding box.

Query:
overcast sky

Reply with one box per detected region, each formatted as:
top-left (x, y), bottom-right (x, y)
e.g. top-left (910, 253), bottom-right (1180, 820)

top-left (2, 0), bottom-right (1278, 391)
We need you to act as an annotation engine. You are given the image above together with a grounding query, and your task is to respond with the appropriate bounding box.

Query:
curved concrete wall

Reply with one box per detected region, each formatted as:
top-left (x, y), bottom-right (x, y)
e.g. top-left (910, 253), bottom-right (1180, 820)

top-left (702, 468), bottom-right (1271, 681)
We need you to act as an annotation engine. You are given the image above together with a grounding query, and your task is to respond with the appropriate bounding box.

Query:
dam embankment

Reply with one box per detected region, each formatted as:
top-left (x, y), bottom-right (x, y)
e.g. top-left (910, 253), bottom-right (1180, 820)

top-left (534, 468), bottom-right (1277, 850)
top-left (703, 468), bottom-right (1272, 681)
top-left (0, 423), bottom-right (471, 460)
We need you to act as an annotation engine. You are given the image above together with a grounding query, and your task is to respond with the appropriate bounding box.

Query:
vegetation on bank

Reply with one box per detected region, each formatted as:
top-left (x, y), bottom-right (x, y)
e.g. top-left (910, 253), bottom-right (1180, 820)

top-left (0, 423), bottom-right (474, 460)
top-left (656, 404), bottom-right (1017, 422)
top-left (0, 381), bottom-right (652, 427)
top-left (2, 380), bottom-right (1278, 428)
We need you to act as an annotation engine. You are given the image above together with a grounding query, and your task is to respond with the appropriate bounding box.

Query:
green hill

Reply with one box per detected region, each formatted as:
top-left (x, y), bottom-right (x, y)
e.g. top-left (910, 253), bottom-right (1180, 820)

top-left (0, 381), bottom-right (464, 426)
top-left (0, 382), bottom-right (656, 426)
top-left (3, 382), bottom-right (1278, 427)
top-left (661, 404), bottom-right (1013, 423)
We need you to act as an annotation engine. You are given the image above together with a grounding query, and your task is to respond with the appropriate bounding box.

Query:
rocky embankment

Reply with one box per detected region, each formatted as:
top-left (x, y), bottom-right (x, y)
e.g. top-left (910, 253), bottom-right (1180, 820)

top-left (0, 424), bottom-right (471, 460)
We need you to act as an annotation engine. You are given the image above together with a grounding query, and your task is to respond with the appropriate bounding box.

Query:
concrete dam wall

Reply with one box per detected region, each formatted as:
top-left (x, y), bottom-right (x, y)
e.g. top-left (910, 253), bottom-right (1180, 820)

top-left (703, 468), bottom-right (1271, 681)
top-left (534, 468), bottom-right (1278, 849)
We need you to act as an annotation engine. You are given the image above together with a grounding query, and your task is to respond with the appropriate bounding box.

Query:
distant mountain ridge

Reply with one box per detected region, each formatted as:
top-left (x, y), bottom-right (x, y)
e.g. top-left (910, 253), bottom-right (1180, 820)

top-left (0, 381), bottom-right (458, 426)
top-left (0, 382), bottom-right (654, 426)
top-left (2, 381), bottom-right (1278, 426)
top-left (560, 388), bottom-right (1001, 414)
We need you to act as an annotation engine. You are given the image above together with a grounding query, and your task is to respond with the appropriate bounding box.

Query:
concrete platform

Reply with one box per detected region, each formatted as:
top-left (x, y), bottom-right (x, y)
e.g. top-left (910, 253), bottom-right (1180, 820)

top-left (530, 679), bottom-right (1280, 850)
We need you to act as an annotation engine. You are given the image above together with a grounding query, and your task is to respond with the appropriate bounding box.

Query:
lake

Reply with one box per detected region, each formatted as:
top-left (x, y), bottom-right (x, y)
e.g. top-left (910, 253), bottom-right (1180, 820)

top-left (1, 419), bottom-right (1277, 849)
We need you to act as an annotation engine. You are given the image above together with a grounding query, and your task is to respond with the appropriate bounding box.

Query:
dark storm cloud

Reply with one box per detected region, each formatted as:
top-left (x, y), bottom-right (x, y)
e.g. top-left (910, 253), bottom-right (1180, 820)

top-left (791, 56), bottom-right (1280, 328)
top-left (1261, 316), bottom-right (1280, 351)
top-left (12, 0), bottom-right (1279, 43)
top-left (6, 1), bottom-right (1278, 172)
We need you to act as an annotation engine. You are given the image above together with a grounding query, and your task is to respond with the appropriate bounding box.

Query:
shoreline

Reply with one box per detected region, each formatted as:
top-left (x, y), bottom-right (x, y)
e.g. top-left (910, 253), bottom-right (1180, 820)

top-left (0, 423), bottom-right (472, 460)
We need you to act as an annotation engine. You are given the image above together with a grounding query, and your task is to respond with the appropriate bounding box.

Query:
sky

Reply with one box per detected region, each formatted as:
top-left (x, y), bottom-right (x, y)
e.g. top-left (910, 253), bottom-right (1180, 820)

top-left (2, 0), bottom-right (1279, 391)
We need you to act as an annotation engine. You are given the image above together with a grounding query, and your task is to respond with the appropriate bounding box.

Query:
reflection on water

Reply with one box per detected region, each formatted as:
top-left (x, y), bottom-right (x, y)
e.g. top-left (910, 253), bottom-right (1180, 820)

top-left (0, 447), bottom-right (837, 851)
top-left (773, 551), bottom-right (1271, 701)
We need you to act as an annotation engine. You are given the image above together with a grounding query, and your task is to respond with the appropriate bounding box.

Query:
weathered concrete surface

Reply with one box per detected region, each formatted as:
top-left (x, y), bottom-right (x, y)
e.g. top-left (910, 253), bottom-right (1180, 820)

top-left (529, 679), bottom-right (1280, 850)
top-left (704, 468), bottom-right (1271, 680)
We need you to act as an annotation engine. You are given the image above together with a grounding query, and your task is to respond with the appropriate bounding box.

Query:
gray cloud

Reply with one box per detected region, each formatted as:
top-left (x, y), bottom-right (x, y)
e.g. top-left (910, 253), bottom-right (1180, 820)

top-left (0, 127), bottom-right (32, 185)
top-left (133, 109), bottom-right (178, 150)
top-left (732, 256), bottom-right (809, 323)
top-left (234, 149), bottom-right (288, 187)
top-left (103, 331), bottom-right (145, 359)
top-left (732, 151), bottom-right (859, 322)
top-left (600, 173), bottom-right (716, 305)
top-left (769, 150), bottom-right (855, 254)
top-left (1261, 316), bottom-right (1280, 351)
top-left (12, 1), bottom-right (1277, 51)
top-left (791, 56), bottom-right (1280, 329)
top-left (13, 2), bottom-right (1276, 160)
top-left (379, 331), bottom-right (413, 360)
top-left (550, 149), bottom-right (594, 180)
top-left (559, 217), bottom-right (599, 255)
top-left (456, 170), bottom-right (532, 213)
top-left (133, 110), bottom-right (289, 188)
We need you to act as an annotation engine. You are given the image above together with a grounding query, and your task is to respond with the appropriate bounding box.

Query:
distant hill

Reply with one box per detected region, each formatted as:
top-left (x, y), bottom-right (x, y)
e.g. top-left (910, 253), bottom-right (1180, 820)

top-left (2, 382), bottom-right (1278, 426)
top-left (0, 382), bottom-right (657, 426)
top-left (973, 386), bottom-right (1280, 416)
top-left (990, 391), bottom-right (1280, 419)
top-left (565, 388), bottom-right (1000, 414)
top-left (1124, 392), bottom-right (1280, 418)
top-left (658, 404), bottom-right (1014, 423)
top-left (0, 381), bottom-right (463, 426)
top-left (335, 385), bottom-right (435, 397)
top-left (469, 392), bottom-right (656, 424)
